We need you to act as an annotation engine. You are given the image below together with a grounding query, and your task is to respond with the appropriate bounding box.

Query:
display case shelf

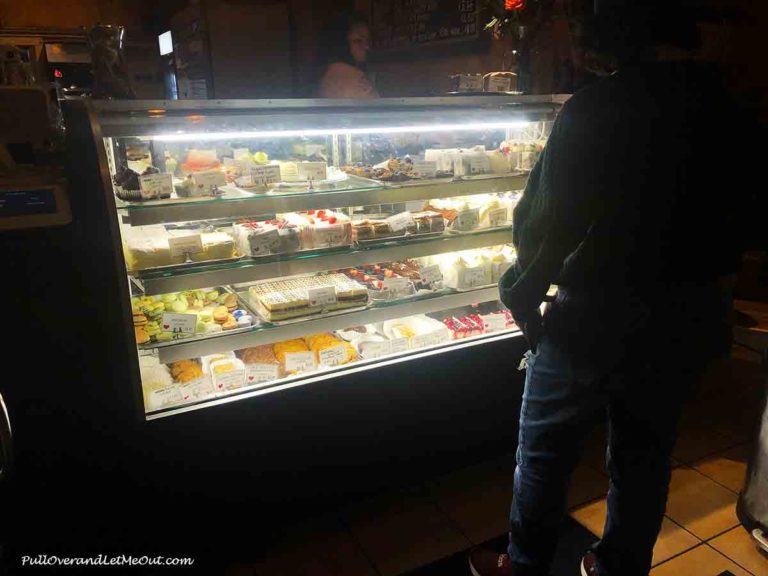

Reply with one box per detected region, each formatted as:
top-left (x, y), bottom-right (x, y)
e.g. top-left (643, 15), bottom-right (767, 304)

top-left (133, 227), bottom-right (515, 294)
top-left (148, 286), bottom-right (502, 363)
top-left (120, 173), bottom-right (529, 226)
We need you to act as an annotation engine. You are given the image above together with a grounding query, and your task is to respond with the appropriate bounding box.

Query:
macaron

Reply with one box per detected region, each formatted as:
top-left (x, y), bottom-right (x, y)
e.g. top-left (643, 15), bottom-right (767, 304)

top-left (222, 315), bottom-right (238, 330)
top-left (224, 294), bottom-right (238, 312)
top-left (213, 306), bottom-right (229, 323)
top-left (198, 309), bottom-right (213, 323)
top-left (205, 323), bottom-right (223, 334)
top-left (232, 309), bottom-right (247, 319)
top-left (237, 315), bottom-right (252, 327)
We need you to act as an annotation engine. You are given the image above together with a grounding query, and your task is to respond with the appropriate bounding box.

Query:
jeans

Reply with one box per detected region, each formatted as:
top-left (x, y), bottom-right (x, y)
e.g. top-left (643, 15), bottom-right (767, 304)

top-left (508, 336), bottom-right (707, 576)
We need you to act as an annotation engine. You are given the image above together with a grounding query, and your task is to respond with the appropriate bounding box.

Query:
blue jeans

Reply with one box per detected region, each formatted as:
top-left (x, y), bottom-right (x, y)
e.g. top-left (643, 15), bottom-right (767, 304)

top-left (508, 336), bottom-right (706, 576)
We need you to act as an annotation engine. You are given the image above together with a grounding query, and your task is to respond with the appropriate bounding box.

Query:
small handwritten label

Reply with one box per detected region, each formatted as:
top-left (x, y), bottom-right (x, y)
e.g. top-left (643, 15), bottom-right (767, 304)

top-left (147, 385), bottom-right (182, 410)
top-left (179, 375), bottom-right (214, 401)
top-left (481, 313), bottom-right (508, 332)
top-left (297, 162), bottom-right (327, 181)
top-left (361, 340), bottom-right (392, 360)
top-left (168, 234), bottom-right (204, 257)
top-left (319, 345), bottom-right (347, 366)
top-left (161, 312), bottom-right (197, 334)
top-left (409, 161), bottom-right (437, 178)
top-left (246, 228), bottom-right (281, 256)
top-left (313, 225), bottom-right (347, 248)
top-left (245, 363), bottom-right (280, 384)
top-left (250, 165), bottom-right (281, 187)
top-left (485, 76), bottom-right (512, 93)
top-left (454, 208), bottom-right (479, 231)
top-left (383, 277), bottom-right (411, 295)
top-left (285, 351), bottom-right (316, 373)
top-left (386, 211), bottom-right (415, 233)
top-left (467, 155), bottom-right (491, 175)
top-left (420, 265), bottom-right (443, 284)
top-left (411, 330), bottom-right (450, 349)
top-left (139, 173), bottom-right (173, 199)
top-left (191, 170), bottom-right (226, 194)
top-left (390, 337), bottom-right (410, 353)
top-left (488, 207), bottom-right (509, 228)
top-left (308, 286), bottom-right (337, 307)
top-left (463, 266), bottom-right (487, 288)
top-left (212, 367), bottom-right (245, 391)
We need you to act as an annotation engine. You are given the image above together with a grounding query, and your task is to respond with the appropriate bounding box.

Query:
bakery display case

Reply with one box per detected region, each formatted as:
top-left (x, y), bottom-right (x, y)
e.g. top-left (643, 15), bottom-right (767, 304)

top-left (80, 95), bottom-right (566, 420)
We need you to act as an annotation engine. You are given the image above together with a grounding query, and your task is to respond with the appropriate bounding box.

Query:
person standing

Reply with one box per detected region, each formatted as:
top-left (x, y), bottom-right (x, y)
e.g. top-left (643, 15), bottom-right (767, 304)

top-left (317, 12), bottom-right (379, 99)
top-left (469, 2), bottom-right (755, 576)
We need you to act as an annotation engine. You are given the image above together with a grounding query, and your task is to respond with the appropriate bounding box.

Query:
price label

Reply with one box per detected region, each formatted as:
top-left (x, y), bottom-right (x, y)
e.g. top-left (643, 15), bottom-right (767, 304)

top-left (308, 286), bottom-right (337, 307)
top-left (420, 265), bottom-right (443, 284)
top-left (285, 351), bottom-right (315, 373)
top-left (488, 207), bottom-right (509, 228)
top-left (168, 234), bottom-right (204, 257)
top-left (390, 337), bottom-right (410, 353)
top-left (319, 345), bottom-right (347, 367)
top-left (486, 76), bottom-right (512, 93)
top-left (191, 170), bottom-right (226, 194)
top-left (457, 74), bottom-right (483, 91)
top-left (246, 228), bottom-right (281, 256)
top-left (245, 363), bottom-right (280, 384)
top-left (297, 162), bottom-right (327, 181)
top-left (386, 211), bottom-right (415, 232)
top-left (361, 340), bottom-right (392, 360)
top-left (147, 385), bottom-right (183, 410)
top-left (212, 367), bottom-right (245, 391)
top-left (463, 266), bottom-right (487, 288)
top-left (454, 208), bottom-right (480, 231)
top-left (493, 260), bottom-right (513, 281)
top-left (139, 173), bottom-right (173, 199)
top-left (313, 225), bottom-right (347, 248)
top-left (411, 332), bottom-right (445, 349)
top-left (468, 154), bottom-right (491, 175)
top-left (410, 161), bottom-right (437, 178)
top-left (480, 313), bottom-right (508, 333)
top-left (161, 312), bottom-right (197, 334)
top-left (383, 277), bottom-right (411, 295)
top-left (180, 375), bottom-right (214, 401)
top-left (250, 165), bottom-right (281, 187)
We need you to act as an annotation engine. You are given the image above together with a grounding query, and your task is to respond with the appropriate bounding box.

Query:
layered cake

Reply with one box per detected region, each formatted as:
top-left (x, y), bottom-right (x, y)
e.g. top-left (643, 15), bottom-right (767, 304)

top-left (123, 225), bottom-right (235, 270)
top-left (233, 219), bottom-right (302, 257)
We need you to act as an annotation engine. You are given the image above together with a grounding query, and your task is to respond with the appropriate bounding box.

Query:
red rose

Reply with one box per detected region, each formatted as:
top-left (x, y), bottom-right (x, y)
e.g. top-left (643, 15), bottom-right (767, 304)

top-left (505, 0), bottom-right (525, 10)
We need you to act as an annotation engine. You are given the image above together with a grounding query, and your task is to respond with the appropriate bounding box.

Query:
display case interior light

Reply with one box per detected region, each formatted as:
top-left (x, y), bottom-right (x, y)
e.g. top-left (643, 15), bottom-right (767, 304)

top-left (145, 121), bottom-right (531, 142)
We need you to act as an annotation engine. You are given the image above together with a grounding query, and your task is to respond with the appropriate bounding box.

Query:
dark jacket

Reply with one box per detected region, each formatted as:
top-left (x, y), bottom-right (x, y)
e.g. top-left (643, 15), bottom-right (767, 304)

top-left (500, 62), bottom-right (755, 361)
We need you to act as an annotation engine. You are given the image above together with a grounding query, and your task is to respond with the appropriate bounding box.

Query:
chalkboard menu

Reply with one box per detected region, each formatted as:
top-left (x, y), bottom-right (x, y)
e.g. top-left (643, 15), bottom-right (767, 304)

top-left (371, 0), bottom-right (479, 52)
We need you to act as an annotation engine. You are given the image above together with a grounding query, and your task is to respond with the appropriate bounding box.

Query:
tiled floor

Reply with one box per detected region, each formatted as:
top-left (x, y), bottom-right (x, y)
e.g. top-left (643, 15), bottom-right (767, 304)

top-left (235, 349), bottom-right (767, 576)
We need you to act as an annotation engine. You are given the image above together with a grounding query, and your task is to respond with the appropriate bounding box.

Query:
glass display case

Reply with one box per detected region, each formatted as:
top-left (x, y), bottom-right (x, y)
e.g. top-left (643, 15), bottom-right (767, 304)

top-left (84, 95), bottom-right (567, 419)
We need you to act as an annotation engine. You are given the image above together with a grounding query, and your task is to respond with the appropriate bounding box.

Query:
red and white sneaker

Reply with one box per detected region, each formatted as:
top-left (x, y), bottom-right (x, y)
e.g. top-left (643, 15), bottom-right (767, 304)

top-left (468, 548), bottom-right (516, 576)
top-left (580, 551), bottom-right (599, 576)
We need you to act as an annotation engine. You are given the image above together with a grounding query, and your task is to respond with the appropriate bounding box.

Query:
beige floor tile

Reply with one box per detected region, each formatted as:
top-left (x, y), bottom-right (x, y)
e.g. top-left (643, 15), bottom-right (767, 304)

top-left (429, 457), bottom-right (515, 545)
top-left (567, 465), bottom-right (608, 509)
top-left (570, 499), bottom-right (700, 566)
top-left (694, 444), bottom-right (752, 493)
top-left (711, 527), bottom-right (768, 576)
top-left (252, 516), bottom-right (377, 576)
top-left (345, 490), bottom-right (470, 576)
top-left (665, 468), bottom-right (740, 540)
top-left (650, 544), bottom-right (752, 576)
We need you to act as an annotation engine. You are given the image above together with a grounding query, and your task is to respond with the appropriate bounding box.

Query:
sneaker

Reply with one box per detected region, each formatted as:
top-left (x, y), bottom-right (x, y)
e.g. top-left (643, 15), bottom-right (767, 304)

top-left (469, 548), bottom-right (516, 576)
top-left (580, 551), bottom-right (599, 576)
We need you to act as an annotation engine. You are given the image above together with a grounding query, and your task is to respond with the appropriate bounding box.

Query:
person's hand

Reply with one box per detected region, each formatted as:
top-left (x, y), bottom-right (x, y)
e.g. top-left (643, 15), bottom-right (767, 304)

top-left (518, 311), bottom-right (543, 353)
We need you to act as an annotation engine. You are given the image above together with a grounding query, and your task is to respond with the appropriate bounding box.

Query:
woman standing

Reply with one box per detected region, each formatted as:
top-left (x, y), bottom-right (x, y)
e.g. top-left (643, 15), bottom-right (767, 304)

top-left (318, 12), bottom-right (379, 99)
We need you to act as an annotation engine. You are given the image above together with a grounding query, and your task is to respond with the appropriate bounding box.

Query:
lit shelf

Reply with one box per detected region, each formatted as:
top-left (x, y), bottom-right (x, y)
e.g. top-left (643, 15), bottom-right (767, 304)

top-left (150, 286), bottom-right (502, 364)
top-left (134, 227), bottom-right (514, 294)
top-left (120, 173), bottom-right (528, 226)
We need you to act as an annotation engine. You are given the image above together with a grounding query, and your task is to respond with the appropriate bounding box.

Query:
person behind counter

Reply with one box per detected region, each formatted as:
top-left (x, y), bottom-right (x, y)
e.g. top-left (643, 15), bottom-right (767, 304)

top-left (468, 2), bottom-right (757, 576)
top-left (317, 11), bottom-right (379, 99)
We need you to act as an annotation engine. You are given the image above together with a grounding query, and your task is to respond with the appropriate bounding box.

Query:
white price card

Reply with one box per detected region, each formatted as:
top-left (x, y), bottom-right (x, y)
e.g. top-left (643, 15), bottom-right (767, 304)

top-left (313, 226), bottom-right (346, 247)
top-left (411, 332), bottom-right (440, 349)
top-left (390, 337), bottom-right (410, 353)
top-left (147, 385), bottom-right (183, 410)
top-left (212, 368), bottom-right (245, 391)
top-left (493, 261), bottom-right (513, 280)
top-left (180, 376), bottom-right (214, 401)
top-left (191, 170), bottom-right (226, 193)
top-left (168, 234), bottom-right (204, 257)
top-left (384, 277), bottom-right (411, 295)
top-left (454, 208), bottom-right (480, 231)
top-left (297, 162), bottom-right (327, 181)
top-left (250, 164), bottom-right (281, 187)
top-left (468, 155), bottom-right (491, 175)
top-left (488, 207), bottom-right (509, 228)
top-left (480, 313), bottom-right (507, 333)
top-left (361, 340), bottom-right (392, 360)
top-left (161, 312), bottom-right (197, 334)
top-left (486, 76), bottom-right (512, 93)
top-left (139, 173), bottom-right (173, 200)
top-left (247, 228), bottom-right (281, 256)
top-left (308, 286), bottom-right (337, 307)
top-left (245, 363), bottom-right (280, 385)
top-left (419, 265), bottom-right (443, 284)
top-left (463, 266), bottom-right (487, 288)
top-left (285, 351), bottom-right (316, 373)
top-left (319, 345), bottom-right (347, 367)
top-left (386, 211), bottom-right (415, 232)
top-left (410, 161), bottom-right (437, 178)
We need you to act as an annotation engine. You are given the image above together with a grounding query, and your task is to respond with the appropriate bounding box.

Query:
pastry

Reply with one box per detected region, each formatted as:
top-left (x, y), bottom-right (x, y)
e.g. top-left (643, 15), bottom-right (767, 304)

top-left (213, 306), bottom-right (229, 323)
top-left (180, 149), bottom-right (220, 174)
top-left (132, 309), bottom-right (148, 326)
top-left (134, 325), bottom-right (150, 345)
top-left (123, 226), bottom-right (235, 271)
top-left (222, 315), bottom-right (238, 330)
top-left (352, 221), bottom-right (375, 241)
top-left (274, 338), bottom-right (310, 364)
top-left (169, 359), bottom-right (204, 383)
top-left (224, 293), bottom-right (238, 312)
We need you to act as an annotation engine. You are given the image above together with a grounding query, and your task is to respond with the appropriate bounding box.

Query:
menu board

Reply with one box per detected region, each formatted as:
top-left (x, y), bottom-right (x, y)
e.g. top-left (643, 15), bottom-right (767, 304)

top-left (371, 0), bottom-right (479, 52)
